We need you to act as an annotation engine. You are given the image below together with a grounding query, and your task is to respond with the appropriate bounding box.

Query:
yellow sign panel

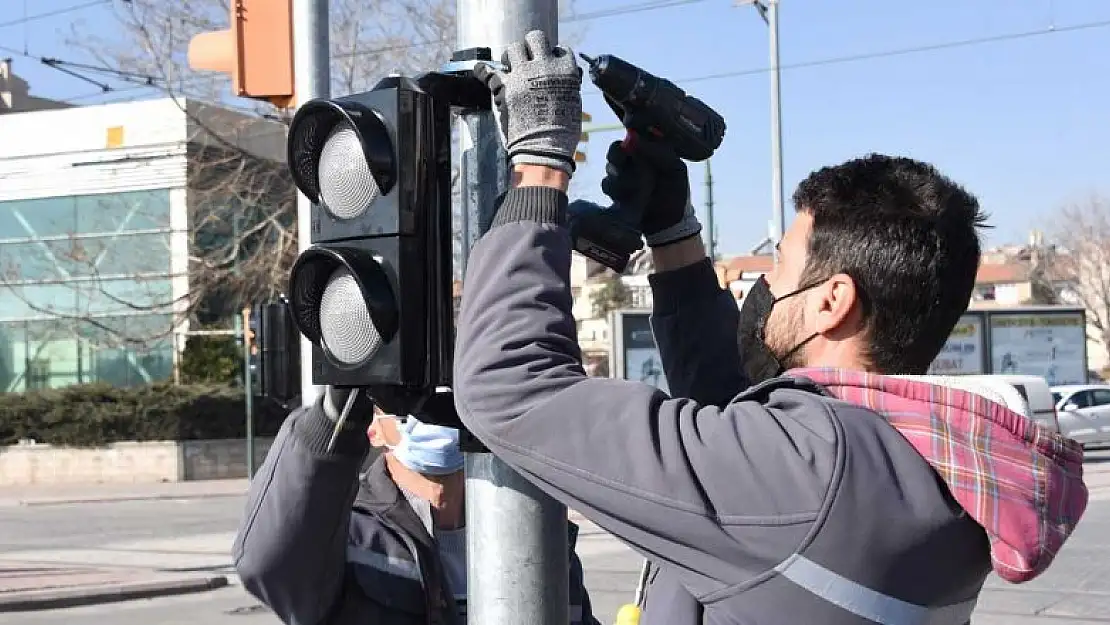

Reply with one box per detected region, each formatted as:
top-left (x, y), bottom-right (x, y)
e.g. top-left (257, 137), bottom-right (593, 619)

top-left (105, 126), bottom-right (125, 149)
top-left (574, 150), bottom-right (587, 163)
top-left (949, 322), bottom-right (979, 338)
top-left (991, 314), bottom-right (1084, 329)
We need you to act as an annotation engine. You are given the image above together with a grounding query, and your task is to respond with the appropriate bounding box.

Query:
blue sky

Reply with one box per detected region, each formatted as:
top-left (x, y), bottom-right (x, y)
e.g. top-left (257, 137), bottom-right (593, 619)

top-left (4, 0), bottom-right (1109, 256)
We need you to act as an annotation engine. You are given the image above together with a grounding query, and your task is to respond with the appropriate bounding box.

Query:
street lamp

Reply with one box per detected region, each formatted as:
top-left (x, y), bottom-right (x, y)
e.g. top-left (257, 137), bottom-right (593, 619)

top-left (737, 0), bottom-right (784, 265)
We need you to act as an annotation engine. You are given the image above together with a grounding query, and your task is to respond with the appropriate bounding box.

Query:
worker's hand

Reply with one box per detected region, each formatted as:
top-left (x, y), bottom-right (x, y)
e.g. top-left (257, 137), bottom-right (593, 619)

top-left (473, 30), bottom-right (583, 176)
top-left (601, 138), bottom-right (702, 247)
top-left (323, 386), bottom-right (376, 428)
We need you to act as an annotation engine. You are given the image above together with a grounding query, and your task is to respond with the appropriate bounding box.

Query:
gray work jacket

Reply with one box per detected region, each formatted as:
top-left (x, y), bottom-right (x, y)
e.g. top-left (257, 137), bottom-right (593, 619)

top-left (233, 403), bottom-right (599, 625)
top-left (451, 186), bottom-right (992, 624)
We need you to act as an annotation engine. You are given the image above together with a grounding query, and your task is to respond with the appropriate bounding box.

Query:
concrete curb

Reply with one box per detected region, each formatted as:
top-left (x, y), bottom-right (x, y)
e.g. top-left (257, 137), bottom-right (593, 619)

top-left (12, 491), bottom-right (246, 508)
top-left (0, 575), bottom-right (229, 612)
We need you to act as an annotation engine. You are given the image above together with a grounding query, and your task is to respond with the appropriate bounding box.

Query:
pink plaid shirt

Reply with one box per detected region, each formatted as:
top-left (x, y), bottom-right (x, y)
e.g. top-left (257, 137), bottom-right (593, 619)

top-left (788, 367), bottom-right (1088, 583)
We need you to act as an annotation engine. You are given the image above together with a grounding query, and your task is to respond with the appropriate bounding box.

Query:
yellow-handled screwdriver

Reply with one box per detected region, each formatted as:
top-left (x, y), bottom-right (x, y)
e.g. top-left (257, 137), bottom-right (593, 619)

top-left (613, 560), bottom-right (651, 625)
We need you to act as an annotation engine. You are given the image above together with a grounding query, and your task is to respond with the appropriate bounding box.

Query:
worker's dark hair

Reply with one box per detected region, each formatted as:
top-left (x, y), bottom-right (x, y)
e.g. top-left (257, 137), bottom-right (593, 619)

top-left (792, 153), bottom-right (988, 374)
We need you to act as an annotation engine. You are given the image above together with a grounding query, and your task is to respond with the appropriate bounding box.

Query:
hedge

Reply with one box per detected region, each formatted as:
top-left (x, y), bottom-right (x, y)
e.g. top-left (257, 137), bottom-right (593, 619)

top-left (0, 383), bottom-right (288, 447)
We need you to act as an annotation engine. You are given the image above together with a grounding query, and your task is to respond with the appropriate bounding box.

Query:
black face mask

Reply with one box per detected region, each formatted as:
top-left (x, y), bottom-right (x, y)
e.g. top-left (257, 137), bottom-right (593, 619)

top-left (737, 276), bottom-right (820, 385)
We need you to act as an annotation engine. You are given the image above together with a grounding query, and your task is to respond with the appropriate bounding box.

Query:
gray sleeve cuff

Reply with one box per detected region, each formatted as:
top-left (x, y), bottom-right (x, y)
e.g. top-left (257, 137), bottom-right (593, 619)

top-left (490, 186), bottom-right (569, 229)
top-left (648, 258), bottom-right (722, 315)
top-left (293, 399), bottom-right (371, 460)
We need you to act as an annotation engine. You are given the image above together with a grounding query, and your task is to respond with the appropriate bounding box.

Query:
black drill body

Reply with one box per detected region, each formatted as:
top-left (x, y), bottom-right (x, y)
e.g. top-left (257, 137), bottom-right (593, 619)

top-left (569, 54), bottom-right (726, 273)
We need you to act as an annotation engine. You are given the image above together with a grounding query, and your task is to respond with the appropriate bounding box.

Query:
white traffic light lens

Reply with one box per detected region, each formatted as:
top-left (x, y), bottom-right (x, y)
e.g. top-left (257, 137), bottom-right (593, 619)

top-left (318, 122), bottom-right (381, 220)
top-left (319, 267), bottom-right (384, 365)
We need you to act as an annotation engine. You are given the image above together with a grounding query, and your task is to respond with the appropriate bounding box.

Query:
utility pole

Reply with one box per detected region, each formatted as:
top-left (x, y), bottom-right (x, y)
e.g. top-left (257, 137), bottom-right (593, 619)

top-left (738, 0), bottom-right (784, 264)
top-left (768, 0), bottom-right (784, 265)
top-left (293, 0), bottom-right (330, 407)
top-left (456, 1), bottom-right (570, 623)
top-left (704, 158), bottom-right (716, 261)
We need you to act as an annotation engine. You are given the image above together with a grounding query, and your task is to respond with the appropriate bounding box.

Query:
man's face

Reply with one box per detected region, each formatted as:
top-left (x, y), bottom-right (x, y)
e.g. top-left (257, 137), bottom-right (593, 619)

top-left (761, 213), bottom-right (814, 369)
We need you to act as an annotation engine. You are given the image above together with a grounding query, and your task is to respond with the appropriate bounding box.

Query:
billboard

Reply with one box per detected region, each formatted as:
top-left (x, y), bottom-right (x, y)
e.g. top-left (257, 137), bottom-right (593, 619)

top-left (927, 313), bottom-right (986, 375)
top-left (989, 310), bottom-right (1087, 386)
top-left (610, 310), bottom-right (670, 394)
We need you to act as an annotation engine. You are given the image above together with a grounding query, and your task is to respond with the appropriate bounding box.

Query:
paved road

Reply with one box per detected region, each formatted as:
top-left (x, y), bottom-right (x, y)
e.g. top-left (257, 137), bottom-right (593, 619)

top-left (3, 452), bottom-right (1110, 624)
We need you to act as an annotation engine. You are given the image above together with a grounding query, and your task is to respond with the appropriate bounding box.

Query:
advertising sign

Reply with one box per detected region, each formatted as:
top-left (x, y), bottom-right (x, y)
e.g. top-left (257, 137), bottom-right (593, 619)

top-left (927, 313), bottom-right (986, 375)
top-left (989, 311), bottom-right (1087, 386)
top-left (611, 310), bottom-right (670, 393)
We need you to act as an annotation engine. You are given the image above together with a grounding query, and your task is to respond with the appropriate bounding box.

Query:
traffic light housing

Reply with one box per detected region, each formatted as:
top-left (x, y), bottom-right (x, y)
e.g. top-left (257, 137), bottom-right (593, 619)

top-left (187, 0), bottom-right (295, 108)
top-left (260, 299), bottom-right (301, 406)
top-left (285, 75), bottom-right (453, 417)
top-left (245, 306), bottom-right (262, 392)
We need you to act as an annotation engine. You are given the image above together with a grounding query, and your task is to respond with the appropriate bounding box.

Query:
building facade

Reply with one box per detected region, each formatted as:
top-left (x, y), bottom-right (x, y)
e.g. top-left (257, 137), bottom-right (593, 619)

top-left (0, 98), bottom-right (287, 392)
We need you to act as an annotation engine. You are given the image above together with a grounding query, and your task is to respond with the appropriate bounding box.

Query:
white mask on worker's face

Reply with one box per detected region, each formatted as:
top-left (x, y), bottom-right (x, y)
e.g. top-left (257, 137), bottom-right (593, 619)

top-left (384, 416), bottom-right (464, 476)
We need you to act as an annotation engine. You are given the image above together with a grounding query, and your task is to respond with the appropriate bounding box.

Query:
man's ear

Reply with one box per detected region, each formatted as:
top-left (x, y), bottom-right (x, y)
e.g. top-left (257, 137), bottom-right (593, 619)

top-left (812, 273), bottom-right (863, 336)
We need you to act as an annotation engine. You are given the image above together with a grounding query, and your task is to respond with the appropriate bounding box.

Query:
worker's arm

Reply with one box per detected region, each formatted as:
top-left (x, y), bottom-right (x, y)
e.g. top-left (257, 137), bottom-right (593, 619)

top-left (648, 241), bottom-right (745, 406)
top-left (455, 179), bottom-right (834, 598)
top-left (233, 397), bottom-right (384, 625)
top-left (602, 138), bottom-right (746, 406)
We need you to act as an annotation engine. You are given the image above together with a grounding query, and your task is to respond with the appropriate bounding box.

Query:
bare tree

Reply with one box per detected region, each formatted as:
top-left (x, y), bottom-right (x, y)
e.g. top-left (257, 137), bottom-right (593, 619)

top-left (1047, 195), bottom-right (1110, 361)
top-left (1, 0), bottom-right (584, 350)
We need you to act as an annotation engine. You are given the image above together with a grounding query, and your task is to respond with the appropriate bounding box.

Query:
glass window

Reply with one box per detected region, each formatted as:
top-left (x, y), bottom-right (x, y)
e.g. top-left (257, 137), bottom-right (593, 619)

top-left (79, 278), bottom-right (173, 315)
top-left (0, 196), bottom-right (77, 239)
top-left (75, 190), bottom-right (172, 234)
top-left (0, 239), bottom-right (90, 282)
top-left (1091, 389), bottom-right (1110, 406)
top-left (0, 314), bottom-right (175, 391)
top-left (1069, 391), bottom-right (1094, 408)
top-left (0, 283), bottom-right (81, 320)
top-left (79, 232), bottom-right (172, 276)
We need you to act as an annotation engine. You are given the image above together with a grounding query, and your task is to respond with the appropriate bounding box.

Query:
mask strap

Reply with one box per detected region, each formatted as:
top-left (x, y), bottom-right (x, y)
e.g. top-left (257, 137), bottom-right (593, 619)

top-left (772, 279), bottom-right (824, 304)
top-left (780, 331), bottom-right (819, 365)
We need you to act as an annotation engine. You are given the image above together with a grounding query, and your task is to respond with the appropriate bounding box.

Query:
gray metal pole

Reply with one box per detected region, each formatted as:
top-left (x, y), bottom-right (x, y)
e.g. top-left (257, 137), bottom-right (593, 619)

top-left (456, 2), bottom-right (570, 623)
top-left (293, 0), bottom-right (330, 407)
top-left (704, 158), bottom-right (716, 261)
top-left (768, 0), bottom-right (785, 265)
top-left (239, 309), bottom-right (255, 477)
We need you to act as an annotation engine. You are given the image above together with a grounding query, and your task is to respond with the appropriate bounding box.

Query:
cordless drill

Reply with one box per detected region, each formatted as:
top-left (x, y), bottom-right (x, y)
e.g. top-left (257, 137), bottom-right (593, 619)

top-left (569, 53), bottom-right (727, 273)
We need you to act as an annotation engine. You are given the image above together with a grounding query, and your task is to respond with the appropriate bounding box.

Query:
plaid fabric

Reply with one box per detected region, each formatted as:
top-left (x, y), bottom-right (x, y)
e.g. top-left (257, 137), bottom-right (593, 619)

top-left (787, 367), bottom-right (1088, 583)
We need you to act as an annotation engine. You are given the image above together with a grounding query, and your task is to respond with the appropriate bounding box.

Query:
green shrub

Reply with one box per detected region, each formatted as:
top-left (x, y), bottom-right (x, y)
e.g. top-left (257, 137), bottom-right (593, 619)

top-left (0, 383), bottom-right (288, 447)
top-left (180, 334), bottom-right (242, 385)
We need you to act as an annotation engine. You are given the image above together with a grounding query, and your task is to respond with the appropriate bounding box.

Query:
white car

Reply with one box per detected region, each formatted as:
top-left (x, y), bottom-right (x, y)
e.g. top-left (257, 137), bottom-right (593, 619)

top-left (1051, 384), bottom-right (1110, 448)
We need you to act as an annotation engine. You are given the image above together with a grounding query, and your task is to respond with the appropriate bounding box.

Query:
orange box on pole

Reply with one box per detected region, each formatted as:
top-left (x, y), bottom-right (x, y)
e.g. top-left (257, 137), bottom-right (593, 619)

top-left (188, 0), bottom-right (296, 108)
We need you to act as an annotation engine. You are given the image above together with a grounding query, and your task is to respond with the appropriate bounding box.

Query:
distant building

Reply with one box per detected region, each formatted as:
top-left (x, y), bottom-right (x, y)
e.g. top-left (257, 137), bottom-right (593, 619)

top-left (0, 98), bottom-right (288, 392)
top-left (0, 59), bottom-right (71, 114)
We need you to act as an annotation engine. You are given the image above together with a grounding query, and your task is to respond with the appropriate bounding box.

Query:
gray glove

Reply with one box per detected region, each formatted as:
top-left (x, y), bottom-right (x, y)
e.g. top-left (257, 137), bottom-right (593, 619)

top-left (473, 30), bottom-right (583, 174)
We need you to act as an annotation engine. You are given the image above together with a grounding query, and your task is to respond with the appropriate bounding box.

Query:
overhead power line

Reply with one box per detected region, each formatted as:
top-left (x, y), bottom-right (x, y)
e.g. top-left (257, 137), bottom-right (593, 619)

top-left (335, 0), bottom-right (709, 59)
top-left (655, 18), bottom-right (1110, 90)
top-left (30, 14), bottom-right (1110, 106)
top-left (0, 0), bottom-right (111, 30)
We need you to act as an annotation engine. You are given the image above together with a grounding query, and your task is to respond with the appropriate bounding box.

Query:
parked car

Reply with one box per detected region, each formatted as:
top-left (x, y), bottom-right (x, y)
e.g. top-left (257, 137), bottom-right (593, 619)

top-left (1051, 384), bottom-right (1110, 448)
top-left (893, 374), bottom-right (1060, 433)
top-left (984, 374), bottom-right (1061, 434)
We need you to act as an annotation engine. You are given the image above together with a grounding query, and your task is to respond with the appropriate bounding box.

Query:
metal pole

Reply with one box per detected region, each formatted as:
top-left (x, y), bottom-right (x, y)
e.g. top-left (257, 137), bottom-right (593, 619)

top-left (293, 0), bottom-right (330, 407)
top-left (768, 0), bottom-right (785, 265)
top-left (704, 158), bottom-right (716, 261)
top-left (238, 310), bottom-right (255, 477)
top-left (456, 2), bottom-right (570, 623)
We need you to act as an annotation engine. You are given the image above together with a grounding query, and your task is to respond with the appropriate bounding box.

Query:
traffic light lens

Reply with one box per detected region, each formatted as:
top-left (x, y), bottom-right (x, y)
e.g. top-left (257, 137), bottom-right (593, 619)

top-left (318, 122), bottom-right (381, 220)
top-left (319, 267), bottom-right (385, 365)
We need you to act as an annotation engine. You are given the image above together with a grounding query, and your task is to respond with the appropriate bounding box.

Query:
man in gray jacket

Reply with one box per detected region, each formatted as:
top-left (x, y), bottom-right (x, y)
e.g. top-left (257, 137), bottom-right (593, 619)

top-left (456, 31), bottom-right (1089, 624)
top-left (233, 387), bottom-right (599, 625)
